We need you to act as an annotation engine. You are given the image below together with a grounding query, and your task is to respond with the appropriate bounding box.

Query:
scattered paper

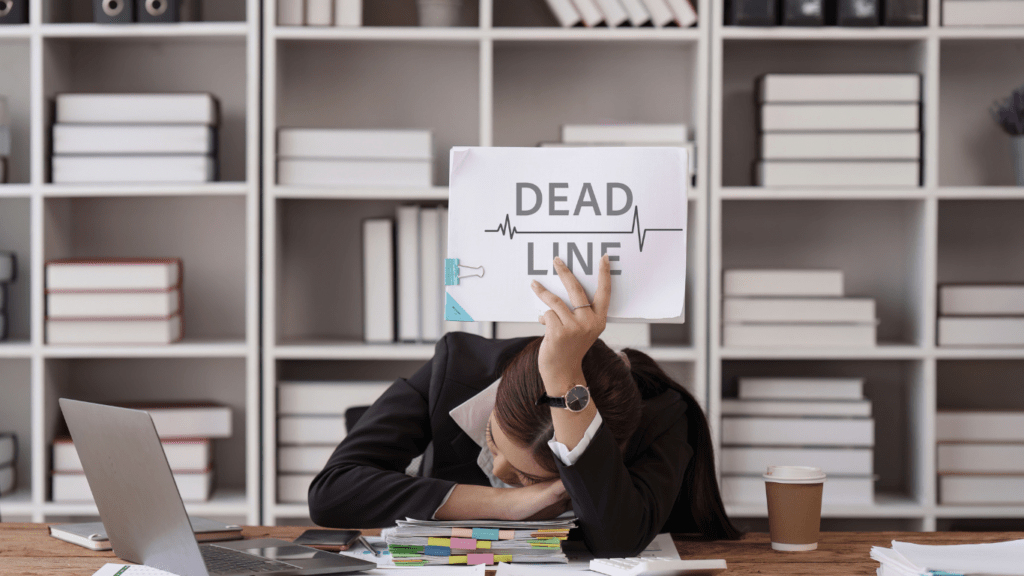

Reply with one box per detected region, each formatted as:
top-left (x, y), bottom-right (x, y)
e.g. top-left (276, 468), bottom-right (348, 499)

top-left (872, 538), bottom-right (1024, 576)
top-left (92, 564), bottom-right (180, 576)
top-left (493, 533), bottom-right (680, 575)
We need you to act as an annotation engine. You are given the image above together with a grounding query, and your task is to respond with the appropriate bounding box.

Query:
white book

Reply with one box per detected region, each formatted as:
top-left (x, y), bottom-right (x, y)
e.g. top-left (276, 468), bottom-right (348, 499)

top-left (305, 0), bottom-right (332, 25)
top-left (140, 404), bottom-right (232, 439)
top-left (334, 0), bottom-right (361, 25)
top-left (937, 444), bottom-right (1024, 474)
top-left (0, 465), bottom-right (14, 496)
top-left (723, 298), bottom-right (875, 324)
top-left (943, 0), bottom-right (1024, 26)
top-left (53, 470), bottom-right (212, 502)
top-left (53, 155), bottom-right (216, 184)
top-left (571, 0), bottom-right (605, 25)
top-left (53, 438), bottom-right (211, 472)
top-left (594, 0), bottom-right (629, 26)
top-left (545, 0), bottom-right (583, 26)
top-left (396, 206), bottom-right (421, 342)
top-left (721, 447), bottom-right (873, 475)
top-left (279, 446), bottom-right (335, 474)
top-left (760, 133), bottom-right (920, 160)
top-left (277, 158), bottom-right (431, 188)
top-left (939, 285), bottom-right (1024, 316)
top-left (723, 269), bottom-right (844, 297)
top-left (723, 474), bottom-right (874, 505)
top-left (756, 160), bottom-right (920, 187)
top-left (738, 377), bottom-right (864, 401)
top-left (419, 208), bottom-right (442, 342)
top-left (939, 475), bottom-right (1024, 505)
top-left (277, 129), bottom-right (431, 160)
top-left (721, 399), bottom-right (872, 418)
top-left (723, 323), bottom-right (877, 348)
top-left (278, 381), bottom-right (390, 415)
top-left (278, 416), bottom-right (347, 444)
top-left (496, 321), bottom-right (651, 348)
top-left (47, 289), bottom-right (180, 319)
top-left (936, 411), bottom-right (1024, 443)
top-left (640, 0), bottom-right (675, 25)
top-left (46, 315), bottom-right (183, 345)
top-left (0, 251), bottom-right (15, 283)
top-left (562, 124), bottom-right (687, 143)
top-left (758, 74), bottom-right (921, 103)
top-left (721, 417), bottom-right (874, 447)
top-left (362, 219), bottom-right (395, 343)
top-left (761, 103), bottom-right (921, 132)
top-left (0, 434), bottom-right (15, 468)
top-left (55, 94), bottom-right (219, 125)
top-left (53, 125), bottom-right (215, 155)
top-left (278, 0), bottom-right (305, 24)
top-left (665, 0), bottom-right (697, 26)
top-left (539, 141), bottom-right (697, 178)
top-left (277, 473), bottom-right (316, 503)
top-left (47, 259), bottom-right (180, 291)
top-left (938, 317), bottom-right (1024, 347)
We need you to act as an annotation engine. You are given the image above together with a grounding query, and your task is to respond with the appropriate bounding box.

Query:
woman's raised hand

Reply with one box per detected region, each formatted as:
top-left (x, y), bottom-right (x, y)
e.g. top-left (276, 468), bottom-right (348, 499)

top-left (530, 254), bottom-right (611, 387)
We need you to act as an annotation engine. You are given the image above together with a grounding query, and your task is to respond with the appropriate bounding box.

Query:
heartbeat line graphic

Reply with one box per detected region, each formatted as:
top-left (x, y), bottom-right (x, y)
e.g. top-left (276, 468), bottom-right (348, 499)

top-left (484, 207), bottom-right (684, 252)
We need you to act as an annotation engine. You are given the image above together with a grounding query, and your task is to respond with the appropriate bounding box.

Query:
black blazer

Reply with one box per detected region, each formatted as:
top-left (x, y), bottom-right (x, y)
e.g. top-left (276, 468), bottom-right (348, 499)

top-left (308, 332), bottom-right (698, 557)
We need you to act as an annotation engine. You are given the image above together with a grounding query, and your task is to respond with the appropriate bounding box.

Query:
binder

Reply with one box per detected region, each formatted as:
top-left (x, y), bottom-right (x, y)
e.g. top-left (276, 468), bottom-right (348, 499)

top-left (94, 0), bottom-right (134, 23)
top-left (0, 0), bottom-right (27, 24)
top-left (837, 0), bottom-right (879, 25)
top-left (136, 0), bottom-right (200, 22)
top-left (726, 0), bottom-right (776, 25)
top-left (782, 0), bottom-right (826, 25)
top-left (883, 0), bottom-right (925, 25)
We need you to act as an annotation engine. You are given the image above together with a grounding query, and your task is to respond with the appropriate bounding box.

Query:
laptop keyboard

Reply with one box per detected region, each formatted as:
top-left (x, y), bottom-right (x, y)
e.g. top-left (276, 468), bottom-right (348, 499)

top-left (201, 545), bottom-right (300, 574)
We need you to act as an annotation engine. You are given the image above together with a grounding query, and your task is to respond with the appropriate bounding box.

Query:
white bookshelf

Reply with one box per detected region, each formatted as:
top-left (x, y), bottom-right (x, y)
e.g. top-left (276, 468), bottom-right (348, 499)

top-left (709, 0), bottom-right (1024, 531)
top-left (0, 0), bottom-right (262, 524)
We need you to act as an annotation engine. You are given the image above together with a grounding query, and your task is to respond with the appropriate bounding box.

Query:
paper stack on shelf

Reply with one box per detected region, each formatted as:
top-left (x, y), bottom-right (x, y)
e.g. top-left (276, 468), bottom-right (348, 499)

top-left (276, 381), bottom-right (390, 503)
top-left (277, 0), bottom-right (362, 26)
top-left (0, 432), bottom-right (17, 496)
top-left (0, 95), bottom-right (9, 183)
top-left (720, 376), bottom-right (876, 505)
top-left (382, 517), bottom-right (576, 566)
top-left (278, 129), bottom-right (432, 188)
top-left (936, 410), bottom-right (1024, 505)
top-left (938, 284), bottom-right (1024, 347)
top-left (0, 251), bottom-right (15, 341)
top-left (756, 74), bottom-right (922, 187)
top-left (722, 269), bottom-right (877, 348)
top-left (943, 0), bottom-right (1024, 26)
top-left (45, 259), bottom-right (184, 345)
top-left (51, 403), bottom-right (230, 503)
top-left (544, 0), bottom-right (697, 27)
top-left (51, 94), bottom-right (219, 184)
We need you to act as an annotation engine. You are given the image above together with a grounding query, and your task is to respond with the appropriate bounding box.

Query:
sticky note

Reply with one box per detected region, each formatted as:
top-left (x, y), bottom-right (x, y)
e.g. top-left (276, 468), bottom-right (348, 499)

top-left (494, 555), bottom-right (513, 563)
top-left (452, 528), bottom-right (474, 538)
top-left (498, 530), bottom-right (515, 540)
top-left (424, 545), bottom-right (450, 556)
top-left (428, 538), bottom-right (451, 547)
top-left (449, 556), bottom-right (467, 564)
top-left (468, 553), bottom-right (494, 565)
top-left (450, 538), bottom-right (476, 549)
top-left (476, 540), bottom-right (491, 549)
top-left (472, 528), bottom-right (500, 541)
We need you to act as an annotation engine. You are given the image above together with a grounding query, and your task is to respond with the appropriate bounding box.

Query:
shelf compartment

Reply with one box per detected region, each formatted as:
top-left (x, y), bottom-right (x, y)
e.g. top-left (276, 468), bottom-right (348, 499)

top-left (42, 0), bottom-right (248, 24)
top-left (42, 487), bottom-right (249, 518)
top-left (0, 197), bottom-right (31, 343)
top-left (0, 39), bottom-right (30, 185)
top-left (937, 200), bottom-right (1024, 290)
top-left (0, 359), bottom-right (33, 508)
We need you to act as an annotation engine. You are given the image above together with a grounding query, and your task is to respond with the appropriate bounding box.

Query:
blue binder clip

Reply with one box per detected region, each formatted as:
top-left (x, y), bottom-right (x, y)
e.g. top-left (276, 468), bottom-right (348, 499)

top-left (445, 258), bottom-right (484, 286)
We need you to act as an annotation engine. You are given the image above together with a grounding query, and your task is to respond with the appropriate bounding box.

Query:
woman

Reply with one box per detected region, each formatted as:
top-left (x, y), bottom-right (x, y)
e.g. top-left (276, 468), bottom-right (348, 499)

top-left (308, 255), bottom-right (740, 557)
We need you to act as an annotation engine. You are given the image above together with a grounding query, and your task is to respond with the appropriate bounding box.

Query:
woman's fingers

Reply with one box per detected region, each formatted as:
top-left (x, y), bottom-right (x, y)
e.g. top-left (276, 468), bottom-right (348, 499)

top-left (592, 253), bottom-right (612, 319)
top-left (538, 309), bottom-right (561, 328)
top-left (553, 257), bottom-right (591, 310)
top-left (531, 279), bottom-right (574, 323)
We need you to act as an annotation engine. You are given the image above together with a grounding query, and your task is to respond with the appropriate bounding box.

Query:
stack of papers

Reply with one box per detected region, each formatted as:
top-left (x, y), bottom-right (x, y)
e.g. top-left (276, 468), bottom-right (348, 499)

top-left (872, 539), bottom-right (1024, 576)
top-left (381, 517), bottom-right (577, 566)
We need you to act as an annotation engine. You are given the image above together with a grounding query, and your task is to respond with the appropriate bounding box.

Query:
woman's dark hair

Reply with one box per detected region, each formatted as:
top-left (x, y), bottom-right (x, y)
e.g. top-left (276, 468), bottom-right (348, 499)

top-left (494, 337), bottom-right (742, 541)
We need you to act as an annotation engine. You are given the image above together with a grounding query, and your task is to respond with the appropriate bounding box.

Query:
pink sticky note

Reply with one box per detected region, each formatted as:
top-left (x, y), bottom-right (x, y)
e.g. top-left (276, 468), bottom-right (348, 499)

top-left (451, 538), bottom-right (476, 549)
top-left (467, 554), bottom-right (494, 565)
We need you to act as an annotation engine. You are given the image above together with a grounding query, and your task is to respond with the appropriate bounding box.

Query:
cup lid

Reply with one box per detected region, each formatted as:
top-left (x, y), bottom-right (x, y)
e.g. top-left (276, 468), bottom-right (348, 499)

top-left (763, 465), bottom-right (827, 484)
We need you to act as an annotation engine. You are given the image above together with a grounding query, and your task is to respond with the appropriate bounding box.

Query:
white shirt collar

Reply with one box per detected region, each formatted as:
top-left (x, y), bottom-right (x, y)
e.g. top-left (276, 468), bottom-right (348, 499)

top-left (448, 379), bottom-right (512, 488)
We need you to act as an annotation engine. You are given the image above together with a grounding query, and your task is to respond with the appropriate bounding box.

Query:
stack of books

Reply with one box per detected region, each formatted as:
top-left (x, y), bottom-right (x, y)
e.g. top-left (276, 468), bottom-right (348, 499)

top-left (277, 129), bottom-right (432, 188)
top-left (938, 284), bottom-right (1024, 347)
top-left (52, 93), bottom-right (219, 184)
top-left (277, 380), bottom-right (390, 503)
top-left (722, 269), bottom-right (877, 348)
top-left (0, 251), bottom-right (14, 341)
top-left (45, 259), bottom-right (184, 345)
top-left (382, 517), bottom-right (576, 566)
top-left (541, 123), bottom-right (696, 186)
top-left (0, 433), bottom-right (16, 496)
top-left (721, 377), bottom-right (875, 505)
top-left (277, 0), bottom-right (361, 26)
top-left (52, 403), bottom-right (231, 503)
top-left (943, 0), bottom-right (1024, 25)
top-left (543, 0), bottom-right (697, 28)
top-left (936, 410), bottom-right (1024, 505)
top-left (756, 74), bottom-right (921, 188)
top-left (0, 95), bottom-right (9, 183)
top-left (362, 205), bottom-right (492, 344)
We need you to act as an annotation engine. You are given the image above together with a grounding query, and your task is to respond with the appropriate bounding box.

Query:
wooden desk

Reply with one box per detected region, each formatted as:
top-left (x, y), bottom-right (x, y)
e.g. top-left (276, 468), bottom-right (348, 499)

top-left (1, 523), bottom-right (1021, 576)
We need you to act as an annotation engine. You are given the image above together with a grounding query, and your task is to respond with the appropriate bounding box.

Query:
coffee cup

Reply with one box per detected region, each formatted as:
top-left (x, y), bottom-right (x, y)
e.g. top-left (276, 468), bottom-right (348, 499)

top-left (763, 466), bottom-right (826, 552)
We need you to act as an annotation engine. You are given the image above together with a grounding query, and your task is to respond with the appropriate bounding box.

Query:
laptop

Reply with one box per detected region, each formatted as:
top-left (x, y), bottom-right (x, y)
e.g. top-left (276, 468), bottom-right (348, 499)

top-left (59, 398), bottom-right (376, 576)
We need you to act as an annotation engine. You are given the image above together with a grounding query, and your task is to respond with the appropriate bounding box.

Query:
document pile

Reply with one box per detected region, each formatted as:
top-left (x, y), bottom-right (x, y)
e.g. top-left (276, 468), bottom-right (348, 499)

top-left (872, 538), bottom-right (1024, 576)
top-left (382, 517), bottom-right (576, 566)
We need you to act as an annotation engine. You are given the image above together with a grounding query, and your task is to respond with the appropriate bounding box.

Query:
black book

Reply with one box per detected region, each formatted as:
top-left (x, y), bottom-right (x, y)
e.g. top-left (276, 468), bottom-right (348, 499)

top-left (884, 0), bottom-right (926, 25)
top-left (727, 0), bottom-right (777, 25)
top-left (782, 0), bottom-right (828, 25)
top-left (837, 0), bottom-right (879, 25)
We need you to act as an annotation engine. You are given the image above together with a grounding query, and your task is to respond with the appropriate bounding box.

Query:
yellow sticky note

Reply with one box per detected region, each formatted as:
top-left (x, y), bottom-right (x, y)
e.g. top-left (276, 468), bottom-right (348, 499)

top-left (427, 538), bottom-right (451, 547)
top-left (494, 555), bottom-right (513, 563)
top-left (449, 556), bottom-right (467, 564)
top-left (476, 540), bottom-right (491, 549)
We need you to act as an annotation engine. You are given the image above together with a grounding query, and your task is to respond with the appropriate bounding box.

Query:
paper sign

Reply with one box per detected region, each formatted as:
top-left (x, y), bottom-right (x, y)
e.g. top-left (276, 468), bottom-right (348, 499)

top-left (446, 147), bottom-right (688, 322)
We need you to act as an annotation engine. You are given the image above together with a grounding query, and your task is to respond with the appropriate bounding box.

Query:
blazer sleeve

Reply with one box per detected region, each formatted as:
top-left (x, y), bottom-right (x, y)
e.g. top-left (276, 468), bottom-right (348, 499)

top-left (307, 345), bottom-right (457, 528)
top-left (555, 401), bottom-right (693, 558)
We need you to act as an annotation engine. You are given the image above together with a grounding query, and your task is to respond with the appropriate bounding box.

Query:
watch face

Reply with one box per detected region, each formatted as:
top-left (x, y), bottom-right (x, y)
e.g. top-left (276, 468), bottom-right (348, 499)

top-left (564, 385), bottom-right (590, 412)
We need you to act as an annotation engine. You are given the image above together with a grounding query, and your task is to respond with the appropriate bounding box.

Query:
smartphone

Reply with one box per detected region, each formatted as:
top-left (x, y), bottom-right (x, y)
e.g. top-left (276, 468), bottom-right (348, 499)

top-left (291, 529), bottom-right (361, 551)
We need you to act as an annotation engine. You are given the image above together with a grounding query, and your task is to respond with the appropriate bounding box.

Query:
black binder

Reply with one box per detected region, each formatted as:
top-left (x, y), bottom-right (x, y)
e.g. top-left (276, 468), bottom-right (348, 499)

top-left (884, 0), bottom-right (926, 25)
top-left (94, 0), bottom-right (134, 23)
top-left (782, 0), bottom-right (827, 25)
top-left (727, 0), bottom-right (777, 25)
top-left (837, 0), bottom-right (879, 25)
top-left (137, 0), bottom-right (200, 23)
top-left (0, 0), bottom-right (28, 24)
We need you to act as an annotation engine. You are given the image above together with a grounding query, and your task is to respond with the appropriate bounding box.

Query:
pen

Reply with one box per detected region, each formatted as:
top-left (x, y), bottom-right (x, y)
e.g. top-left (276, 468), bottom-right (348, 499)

top-left (357, 535), bottom-right (380, 557)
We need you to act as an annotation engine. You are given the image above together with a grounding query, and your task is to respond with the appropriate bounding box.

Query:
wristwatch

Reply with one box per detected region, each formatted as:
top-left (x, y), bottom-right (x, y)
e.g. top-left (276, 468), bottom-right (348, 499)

top-left (536, 385), bottom-right (591, 412)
